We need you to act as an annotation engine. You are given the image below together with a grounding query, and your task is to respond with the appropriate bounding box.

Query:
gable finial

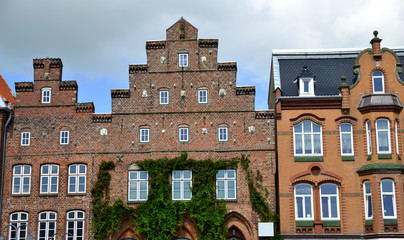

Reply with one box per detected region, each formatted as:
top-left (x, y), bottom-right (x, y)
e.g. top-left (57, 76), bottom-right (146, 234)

top-left (373, 30), bottom-right (378, 38)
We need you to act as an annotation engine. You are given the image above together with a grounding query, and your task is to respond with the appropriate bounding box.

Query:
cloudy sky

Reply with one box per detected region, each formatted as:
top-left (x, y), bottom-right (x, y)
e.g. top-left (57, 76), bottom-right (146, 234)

top-left (1, 0), bottom-right (404, 113)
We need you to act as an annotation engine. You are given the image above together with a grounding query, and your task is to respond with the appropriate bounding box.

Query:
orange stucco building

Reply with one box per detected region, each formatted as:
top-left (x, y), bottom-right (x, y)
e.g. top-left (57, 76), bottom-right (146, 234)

top-left (270, 31), bottom-right (404, 239)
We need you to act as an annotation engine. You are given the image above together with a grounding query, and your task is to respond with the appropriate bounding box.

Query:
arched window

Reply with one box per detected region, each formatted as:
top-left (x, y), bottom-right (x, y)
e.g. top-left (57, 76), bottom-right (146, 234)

top-left (380, 179), bottom-right (397, 219)
top-left (366, 121), bottom-right (372, 155)
top-left (68, 164), bottom-right (87, 194)
top-left (376, 119), bottom-right (391, 154)
top-left (128, 170), bottom-right (148, 201)
top-left (12, 165), bottom-right (31, 194)
top-left (395, 120), bottom-right (399, 155)
top-left (66, 210), bottom-right (85, 240)
top-left (40, 164), bottom-right (59, 194)
top-left (294, 184), bottom-right (313, 220)
top-left (320, 183), bottom-right (339, 220)
top-left (38, 211), bottom-right (57, 240)
top-left (9, 212), bottom-right (29, 240)
top-left (363, 181), bottom-right (373, 220)
top-left (340, 123), bottom-right (353, 155)
top-left (293, 120), bottom-right (322, 156)
top-left (372, 71), bottom-right (384, 93)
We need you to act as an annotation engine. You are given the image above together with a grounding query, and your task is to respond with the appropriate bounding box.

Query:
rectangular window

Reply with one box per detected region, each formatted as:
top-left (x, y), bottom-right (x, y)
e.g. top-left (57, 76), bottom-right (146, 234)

top-left (218, 127), bottom-right (228, 142)
top-left (21, 132), bottom-right (30, 146)
top-left (140, 128), bottom-right (150, 143)
top-left (366, 121), bottom-right (372, 155)
top-left (40, 164), bottom-right (59, 194)
top-left (381, 179), bottom-right (396, 219)
top-left (395, 121), bottom-right (399, 155)
top-left (179, 127), bottom-right (189, 142)
top-left (178, 53), bottom-right (189, 67)
top-left (299, 78), bottom-right (314, 96)
top-left (128, 171), bottom-right (148, 201)
top-left (293, 120), bottom-right (322, 156)
top-left (12, 165), bottom-right (31, 194)
top-left (172, 170), bottom-right (192, 200)
top-left (320, 183), bottom-right (339, 220)
top-left (198, 89), bottom-right (208, 104)
top-left (37, 211), bottom-right (57, 240)
top-left (68, 164), bottom-right (86, 194)
top-left (42, 88), bottom-right (51, 103)
top-left (60, 130), bottom-right (69, 145)
top-left (9, 212), bottom-right (29, 240)
top-left (216, 169), bottom-right (236, 200)
top-left (294, 184), bottom-right (314, 220)
top-left (376, 119), bottom-right (391, 154)
top-left (159, 90), bottom-right (169, 105)
top-left (66, 210), bottom-right (85, 240)
top-left (340, 123), bottom-right (353, 155)
top-left (363, 181), bottom-right (373, 220)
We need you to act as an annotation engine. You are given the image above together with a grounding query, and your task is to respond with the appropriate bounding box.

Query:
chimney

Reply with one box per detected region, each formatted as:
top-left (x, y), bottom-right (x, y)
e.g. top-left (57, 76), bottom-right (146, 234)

top-left (370, 30), bottom-right (382, 61)
top-left (33, 57), bottom-right (63, 81)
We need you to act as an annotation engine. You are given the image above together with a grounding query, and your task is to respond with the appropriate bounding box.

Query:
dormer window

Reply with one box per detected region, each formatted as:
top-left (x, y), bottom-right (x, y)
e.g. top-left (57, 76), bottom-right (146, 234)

top-left (299, 78), bottom-right (314, 96)
top-left (372, 71), bottom-right (384, 93)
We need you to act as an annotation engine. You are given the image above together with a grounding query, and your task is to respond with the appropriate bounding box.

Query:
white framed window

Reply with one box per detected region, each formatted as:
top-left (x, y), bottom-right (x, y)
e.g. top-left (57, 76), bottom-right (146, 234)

top-left (340, 123), bottom-right (354, 156)
top-left (178, 127), bottom-right (189, 142)
top-left (376, 119), bottom-right (391, 154)
top-left (372, 71), bottom-right (384, 93)
top-left (320, 183), bottom-right (340, 220)
top-left (12, 165), bottom-right (31, 194)
top-left (60, 130), bottom-right (69, 145)
top-left (9, 212), bottom-right (29, 240)
top-left (139, 128), bottom-right (150, 143)
top-left (380, 179), bottom-right (396, 219)
top-left (293, 120), bottom-right (322, 156)
top-left (42, 88), bottom-right (51, 103)
top-left (66, 210), bottom-right (85, 240)
top-left (299, 78), bottom-right (314, 96)
top-left (218, 127), bottom-right (228, 142)
top-left (37, 211), bottom-right (57, 240)
top-left (172, 170), bottom-right (192, 200)
top-left (366, 121), bottom-right (372, 155)
top-left (159, 90), bottom-right (169, 105)
top-left (178, 53), bottom-right (189, 67)
top-left (294, 183), bottom-right (314, 220)
top-left (197, 89), bottom-right (208, 104)
top-left (21, 132), bottom-right (30, 146)
top-left (216, 169), bottom-right (236, 200)
top-left (40, 164), bottom-right (59, 194)
top-left (128, 171), bottom-right (148, 201)
top-left (395, 121), bottom-right (399, 155)
top-left (68, 164), bottom-right (86, 194)
top-left (363, 181), bottom-right (373, 220)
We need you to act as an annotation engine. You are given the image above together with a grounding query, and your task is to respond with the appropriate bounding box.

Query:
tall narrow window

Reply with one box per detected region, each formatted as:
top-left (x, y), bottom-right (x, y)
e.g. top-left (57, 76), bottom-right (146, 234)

top-left (172, 170), bottom-right (192, 200)
top-left (37, 211), bottom-right (57, 240)
top-left (12, 165), bottom-right (31, 194)
top-left (9, 212), bottom-right (29, 240)
top-left (380, 179), bottom-right (396, 219)
top-left (159, 90), bottom-right (169, 105)
top-left (293, 120), bottom-right (322, 156)
top-left (372, 71), bottom-right (384, 93)
top-left (376, 119), bottom-right (391, 154)
top-left (294, 184), bottom-right (313, 220)
top-left (21, 132), bottom-right (30, 146)
top-left (42, 88), bottom-right (51, 103)
top-left (128, 171), bottom-right (148, 201)
top-left (66, 210), bottom-right (85, 240)
top-left (68, 164), bottom-right (86, 194)
top-left (320, 183), bottom-right (339, 220)
top-left (178, 53), bottom-right (189, 67)
top-left (140, 128), bottom-right (150, 143)
top-left (216, 169), bottom-right (236, 200)
top-left (60, 130), bottom-right (69, 145)
top-left (197, 89), bottom-right (208, 104)
top-left (340, 123), bottom-right (354, 155)
top-left (178, 127), bottom-right (189, 142)
top-left (366, 121), bottom-right (372, 155)
top-left (40, 164), bottom-right (59, 194)
top-left (218, 127), bottom-right (228, 142)
top-left (363, 181), bottom-right (373, 220)
top-left (395, 121), bottom-right (399, 155)
top-left (299, 78), bottom-right (314, 96)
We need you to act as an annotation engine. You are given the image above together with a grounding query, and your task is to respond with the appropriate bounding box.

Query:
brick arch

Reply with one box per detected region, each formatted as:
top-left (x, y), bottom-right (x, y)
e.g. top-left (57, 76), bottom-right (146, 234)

top-left (110, 216), bottom-right (141, 240)
top-left (176, 215), bottom-right (199, 240)
top-left (289, 113), bottom-right (325, 125)
top-left (225, 212), bottom-right (254, 240)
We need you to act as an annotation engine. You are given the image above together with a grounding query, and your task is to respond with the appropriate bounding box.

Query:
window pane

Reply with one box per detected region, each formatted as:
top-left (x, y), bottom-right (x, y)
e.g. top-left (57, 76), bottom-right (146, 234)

top-left (304, 196), bottom-right (312, 218)
top-left (129, 171), bottom-right (137, 180)
top-left (313, 134), bottom-right (321, 154)
top-left (322, 197), bottom-right (329, 218)
top-left (312, 124), bottom-right (321, 132)
top-left (227, 170), bottom-right (235, 179)
top-left (304, 135), bottom-right (312, 154)
top-left (331, 196), bottom-right (338, 218)
top-left (303, 121), bottom-right (311, 132)
top-left (382, 180), bottom-right (393, 192)
top-left (296, 184), bottom-right (311, 195)
top-left (23, 166), bottom-right (31, 174)
top-left (42, 165), bottom-right (49, 174)
top-left (378, 132), bottom-right (389, 151)
top-left (367, 196), bottom-right (373, 218)
top-left (374, 77), bottom-right (383, 92)
top-left (79, 165), bottom-right (86, 173)
top-left (295, 135), bottom-right (302, 154)
top-left (341, 134), bottom-right (352, 154)
top-left (173, 171), bottom-right (181, 179)
top-left (183, 171), bottom-right (191, 179)
top-left (296, 197), bottom-right (303, 218)
top-left (294, 123), bottom-right (302, 133)
top-left (140, 171), bottom-right (148, 180)
top-left (216, 170), bottom-right (225, 179)
top-left (340, 124), bottom-right (351, 132)
top-left (70, 165), bottom-right (76, 174)
top-left (383, 195), bottom-right (395, 217)
top-left (321, 184), bottom-right (337, 194)
top-left (14, 166), bottom-right (21, 174)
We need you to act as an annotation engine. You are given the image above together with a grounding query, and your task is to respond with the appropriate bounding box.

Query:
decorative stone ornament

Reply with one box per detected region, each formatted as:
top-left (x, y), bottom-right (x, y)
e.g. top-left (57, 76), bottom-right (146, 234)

top-left (100, 128), bottom-right (108, 136)
top-left (248, 126), bottom-right (255, 134)
top-left (219, 89), bottom-right (227, 97)
top-left (142, 90), bottom-right (148, 98)
top-left (202, 128), bottom-right (207, 134)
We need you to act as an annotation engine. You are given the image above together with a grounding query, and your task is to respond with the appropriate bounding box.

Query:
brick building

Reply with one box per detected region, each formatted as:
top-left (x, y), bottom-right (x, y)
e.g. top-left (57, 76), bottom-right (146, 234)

top-left (270, 31), bottom-right (404, 239)
top-left (1, 18), bottom-right (276, 240)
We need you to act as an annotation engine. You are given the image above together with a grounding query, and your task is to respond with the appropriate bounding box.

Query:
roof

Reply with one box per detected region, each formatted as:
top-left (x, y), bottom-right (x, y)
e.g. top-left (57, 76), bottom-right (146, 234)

top-left (0, 75), bottom-right (16, 108)
top-left (272, 48), bottom-right (404, 97)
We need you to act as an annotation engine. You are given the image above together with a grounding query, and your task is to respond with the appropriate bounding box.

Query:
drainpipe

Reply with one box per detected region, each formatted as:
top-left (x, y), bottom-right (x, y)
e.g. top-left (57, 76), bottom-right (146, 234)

top-left (0, 107), bottom-right (12, 224)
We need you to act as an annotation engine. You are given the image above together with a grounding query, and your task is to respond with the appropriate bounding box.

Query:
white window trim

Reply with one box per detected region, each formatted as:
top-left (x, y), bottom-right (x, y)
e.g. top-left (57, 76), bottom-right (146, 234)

top-left (294, 184), bottom-right (314, 221)
top-left (159, 90), bottom-right (169, 105)
top-left (376, 119), bottom-right (391, 154)
top-left (9, 212), bottom-right (29, 240)
top-left (12, 165), bottom-right (31, 194)
top-left (178, 53), bottom-right (189, 67)
top-left (366, 121), bottom-right (372, 155)
top-left (37, 211), bottom-right (57, 240)
top-left (172, 170), bottom-right (192, 201)
top-left (299, 78), bottom-right (314, 96)
top-left (128, 170), bottom-right (149, 201)
top-left (293, 121), bottom-right (323, 156)
top-left (139, 128), bottom-right (150, 143)
top-left (60, 130), bottom-right (69, 145)
top-left (40, 164), bottom-right (59, 194)
top-left (372, 71), bottom-right (385, 93)
top-left (21, 132), bottom-right (30, 146)
top-left (66, 210), bottom-right (85, 240)
top-left (363, 181), bottom-right (373, 220)
top-left (218, 127), bottom-right (228, 142)
top-left (380, 179), bottom-right (397, 219)
top-left (197, 89), bottom-right (208, 104)
top-left (340, 123), bottom-right (354, 156)
top-left (178, 127), bottom-right (189, 142)
top-left (320, 184), bottom-right (340, 221)
top-left (395, 121), bottom-right (399, 155)
top-left (68, 164), bottom-right (87, 194)
top-left (216, 169), bottom-right (236, 200)
top-left (42, 88), bottom-right (51, 103)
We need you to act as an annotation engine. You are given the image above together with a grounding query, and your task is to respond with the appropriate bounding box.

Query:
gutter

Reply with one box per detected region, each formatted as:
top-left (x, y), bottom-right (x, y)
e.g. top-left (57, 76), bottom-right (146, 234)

top-left (0, 107), bottom-right (12, 223)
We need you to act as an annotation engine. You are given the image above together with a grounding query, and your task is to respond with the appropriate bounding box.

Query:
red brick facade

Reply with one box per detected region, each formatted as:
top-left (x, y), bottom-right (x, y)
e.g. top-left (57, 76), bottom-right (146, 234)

top-left (1, 19), bottom-right (275, 240)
